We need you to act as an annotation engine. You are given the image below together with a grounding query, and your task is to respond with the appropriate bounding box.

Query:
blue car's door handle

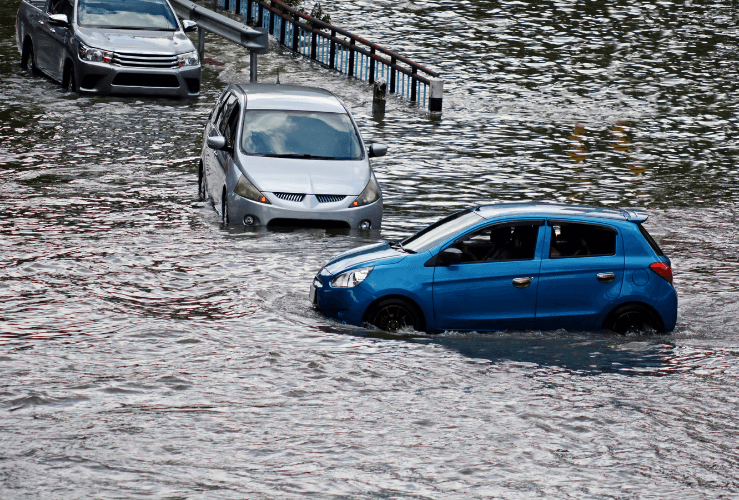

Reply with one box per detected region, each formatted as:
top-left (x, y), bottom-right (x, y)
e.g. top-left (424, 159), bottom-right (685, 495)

top-left (512, 277), bottom-right (534, 289)
top-left (597, 272), bottom-right (616, 283)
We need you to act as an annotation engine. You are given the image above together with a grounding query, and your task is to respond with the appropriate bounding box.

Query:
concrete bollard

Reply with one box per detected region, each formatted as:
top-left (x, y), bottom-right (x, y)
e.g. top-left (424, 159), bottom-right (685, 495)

top-left (373, 78), bottom-right (387, 115)
top-left (429, 78), bottom-right (443, 115)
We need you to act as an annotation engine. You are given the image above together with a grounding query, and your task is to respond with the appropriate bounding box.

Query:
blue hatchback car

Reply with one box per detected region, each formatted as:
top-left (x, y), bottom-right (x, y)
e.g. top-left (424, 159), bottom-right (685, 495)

top-left (310, 203), bottom-right (677, 334)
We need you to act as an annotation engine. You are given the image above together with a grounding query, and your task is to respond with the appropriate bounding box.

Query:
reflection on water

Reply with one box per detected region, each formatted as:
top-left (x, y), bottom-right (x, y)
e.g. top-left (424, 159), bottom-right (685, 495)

top-left (1, 0), bottom-right (739, 497)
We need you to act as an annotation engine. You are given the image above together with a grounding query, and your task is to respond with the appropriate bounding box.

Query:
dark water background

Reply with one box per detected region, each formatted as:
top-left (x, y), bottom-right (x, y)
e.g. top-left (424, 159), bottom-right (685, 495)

top-left (1, 0), bottom-right (739, 497)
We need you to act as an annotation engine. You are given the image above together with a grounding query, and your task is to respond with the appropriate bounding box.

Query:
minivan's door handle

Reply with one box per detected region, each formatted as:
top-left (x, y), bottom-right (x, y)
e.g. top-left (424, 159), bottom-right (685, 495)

top-left (597, 272), bottom-right (616, 283)
top-left (512, 277), bottom-right (534, 289)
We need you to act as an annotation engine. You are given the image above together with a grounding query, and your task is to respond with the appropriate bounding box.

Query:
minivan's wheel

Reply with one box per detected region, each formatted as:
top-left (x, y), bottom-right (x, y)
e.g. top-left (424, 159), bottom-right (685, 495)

top-left (62, 62), bottom-right (77, 92)
top-left (222, 191), bottom-right (229, 224)
top-left (368, 298), bottom-right (421, 332)
top-left (198, 163), bottom-right (206, 200)
top-left (604, 305), bottom-right (663, 334)
top-left (21, 40), bottom-right (38, 74)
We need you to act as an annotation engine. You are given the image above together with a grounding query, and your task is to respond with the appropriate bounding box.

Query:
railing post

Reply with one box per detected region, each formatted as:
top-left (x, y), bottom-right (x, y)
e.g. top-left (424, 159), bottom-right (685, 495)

top-left (257, 2), bottom-right (262, 27)
top-left (269, 0), bottom-right (275, 34)
top-left (250, 51), bottom-right (258, 82)
top-left (235, 0), bottom-right (240, 16)
top-left (224, 0), bottom-right (229, 11)
top-left (429, 77), bottom-right (443, 114)
top-left (310, 30), bottom-right (317, 60)
top-left (292, 14), bottom-right (300, 52)
top-left (410, 67), bottom-right (417, 102)
top-left (389, 56), bottom-right (396, 93)
top-left (348, 38), bottom-right (355, 77)
top-left (329, 30), bottom-right (336, 69)
top-left (197, 26), bottom-right (205, 62)
top-left (213, 0), bottom-right (217, 11)
top-left (369, 47), bottom-right (375, 84)
top-left (373, 78), bottom-right (386, 116)
top-left (279, 10), bottom-right (286, 45)
top-left (246, 0), bottom-right (252, 22)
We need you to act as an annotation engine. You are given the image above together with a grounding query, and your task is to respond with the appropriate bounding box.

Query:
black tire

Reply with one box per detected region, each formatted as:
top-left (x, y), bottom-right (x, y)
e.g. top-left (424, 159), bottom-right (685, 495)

top-left (62, 62), bottom-right (77, 92)
top-left (198, 162), bottom-right (206, 200)
top-left (21, 40), bottom-right (38, 75)
top-left (604, 305), bottom-right (663, 334)
top-left (222, 190), bottom-right (229, 224)
top-left (367, 298), bottom-right (422, 332)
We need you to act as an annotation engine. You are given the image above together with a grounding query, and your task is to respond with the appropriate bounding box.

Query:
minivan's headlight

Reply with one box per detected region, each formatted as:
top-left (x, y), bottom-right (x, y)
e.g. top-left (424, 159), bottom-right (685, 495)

top-left (234, 175), bottom-right (270, 204)
top-left (351, 180), bottom-right (379, 208)
top-left (331, 267), bottom-right (373, 288)
top-left (177, 51), bottom-right (199, 66)
top-left (79, 43), bottom-right (113, 63)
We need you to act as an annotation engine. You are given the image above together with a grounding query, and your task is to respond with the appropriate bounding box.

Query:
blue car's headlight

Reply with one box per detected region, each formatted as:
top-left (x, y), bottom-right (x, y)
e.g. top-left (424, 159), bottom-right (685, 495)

top-left (331, 267), bottom-right (373, 288)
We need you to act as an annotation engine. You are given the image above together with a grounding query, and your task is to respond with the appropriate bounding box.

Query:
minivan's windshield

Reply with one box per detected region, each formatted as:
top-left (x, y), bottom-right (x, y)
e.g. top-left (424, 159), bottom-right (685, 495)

top-left (241, 110), bottom-right (363, 160)
top-left (77, 0), bottom-right (179, 30)
top-left (400, 209), bottom-right (484, 253)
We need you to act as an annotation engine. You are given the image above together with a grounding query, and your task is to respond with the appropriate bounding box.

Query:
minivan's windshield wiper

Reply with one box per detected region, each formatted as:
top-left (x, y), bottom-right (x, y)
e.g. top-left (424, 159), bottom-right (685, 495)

top-left (95, 26), bottom-right (176, 31)
top-left (256, 153), bottom-right (350, 160)
top-left (390, 241), bottom-right (416, 254)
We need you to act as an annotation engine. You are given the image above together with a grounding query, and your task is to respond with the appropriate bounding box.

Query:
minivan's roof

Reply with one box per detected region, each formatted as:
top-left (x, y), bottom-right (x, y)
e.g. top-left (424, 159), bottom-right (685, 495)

top-left (475, 203), bottom-right (648, 222)
top-left (236, 84), bottom-right (347, 113)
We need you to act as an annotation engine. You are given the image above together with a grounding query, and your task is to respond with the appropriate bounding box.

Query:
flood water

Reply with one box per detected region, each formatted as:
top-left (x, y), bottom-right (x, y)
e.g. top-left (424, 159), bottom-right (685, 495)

top-left (2, 0), bottom-right (739, 497)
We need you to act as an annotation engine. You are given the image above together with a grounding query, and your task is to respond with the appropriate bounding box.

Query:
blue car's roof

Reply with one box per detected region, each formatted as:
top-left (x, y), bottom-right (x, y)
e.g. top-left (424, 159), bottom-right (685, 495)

top-left (474, 203), bottom-right (648, 223)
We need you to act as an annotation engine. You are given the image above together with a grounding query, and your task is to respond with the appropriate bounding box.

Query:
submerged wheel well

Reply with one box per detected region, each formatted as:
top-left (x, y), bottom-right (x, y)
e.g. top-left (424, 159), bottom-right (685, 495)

top-left (362, 294), bottom-right (427, 332)
top-left (603, 301), bottom-right (665, 332)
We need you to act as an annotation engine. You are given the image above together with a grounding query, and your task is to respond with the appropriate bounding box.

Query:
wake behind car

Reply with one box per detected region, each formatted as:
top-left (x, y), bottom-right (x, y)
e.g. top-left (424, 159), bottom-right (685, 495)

top-left (17, 0), bottom-right (201, 97)
top-left (199, 84), bottom-right (386, 229)
top-left (311, 203), bottom-right (678, 334)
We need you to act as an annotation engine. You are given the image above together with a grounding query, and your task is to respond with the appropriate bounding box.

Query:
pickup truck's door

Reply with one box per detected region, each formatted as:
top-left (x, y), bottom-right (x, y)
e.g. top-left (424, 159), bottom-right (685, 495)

top-left (36, 0), bottom-right (73, 80)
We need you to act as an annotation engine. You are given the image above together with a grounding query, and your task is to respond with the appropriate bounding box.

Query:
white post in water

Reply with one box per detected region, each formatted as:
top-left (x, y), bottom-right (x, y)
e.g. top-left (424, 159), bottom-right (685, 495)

top-left (429, 78), bottom-right (443, 115)
top-left (197, 26), bottom-right (205, 62)
top-left (250, 51), bottom-right (258, 82)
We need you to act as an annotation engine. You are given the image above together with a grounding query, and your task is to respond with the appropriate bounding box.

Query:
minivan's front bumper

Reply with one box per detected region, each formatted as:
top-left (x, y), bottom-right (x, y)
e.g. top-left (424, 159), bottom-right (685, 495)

top-left (76, 59), bottom-right (201, 97)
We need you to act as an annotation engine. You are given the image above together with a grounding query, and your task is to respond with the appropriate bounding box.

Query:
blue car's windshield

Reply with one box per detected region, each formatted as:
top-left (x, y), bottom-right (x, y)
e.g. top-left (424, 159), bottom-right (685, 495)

top-left (78, 0), bottom-right (179, 30)
top-left (241, 110), bottom-right (363, 160)
top-left (401, 209), bottom-right (484, 253)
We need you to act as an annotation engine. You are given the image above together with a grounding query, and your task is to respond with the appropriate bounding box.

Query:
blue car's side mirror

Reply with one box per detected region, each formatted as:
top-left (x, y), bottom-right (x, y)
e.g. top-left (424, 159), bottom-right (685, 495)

top-left (438, 247), bottom-right (464, 266)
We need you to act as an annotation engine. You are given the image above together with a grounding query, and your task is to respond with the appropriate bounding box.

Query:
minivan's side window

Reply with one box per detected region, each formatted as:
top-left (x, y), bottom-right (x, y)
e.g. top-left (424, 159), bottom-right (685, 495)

top-left (549, 222), bottom-right (616, 258)
top-left (214, 93), bottom-right (235, 131)
top-left (223, 103), bottom-right (241, 151)
top-left (451, 222), bottom-right (541, 264)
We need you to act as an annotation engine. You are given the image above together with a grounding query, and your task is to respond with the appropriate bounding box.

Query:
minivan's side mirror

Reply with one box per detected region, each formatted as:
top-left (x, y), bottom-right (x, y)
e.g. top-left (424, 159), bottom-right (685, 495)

top-left (438, 247), bottom-right (464, 266)
top-left (207, 135), bottom-right (227, 151)
top-left (182, 20), bottom-right (198, 33)
top-left (368, 143), bottom-right (388, 158)
top-left (48, 14), bottom-right (69, 27)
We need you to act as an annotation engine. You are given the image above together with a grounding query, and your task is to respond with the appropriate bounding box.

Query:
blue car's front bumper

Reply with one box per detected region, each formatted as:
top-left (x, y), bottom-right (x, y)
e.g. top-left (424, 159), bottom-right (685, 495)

top-left (310, 272), bottom-right (373, 326)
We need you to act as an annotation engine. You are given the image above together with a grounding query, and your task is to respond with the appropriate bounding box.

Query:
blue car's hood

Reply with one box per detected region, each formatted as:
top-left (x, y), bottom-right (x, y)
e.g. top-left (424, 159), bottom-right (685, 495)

top-left (324, 242), bottom-right (406, 275)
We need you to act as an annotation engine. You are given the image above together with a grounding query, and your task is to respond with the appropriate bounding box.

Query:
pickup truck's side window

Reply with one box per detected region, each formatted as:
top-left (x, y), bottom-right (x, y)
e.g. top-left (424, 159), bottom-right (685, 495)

top-left (48, 0), bottom-right (73, 18)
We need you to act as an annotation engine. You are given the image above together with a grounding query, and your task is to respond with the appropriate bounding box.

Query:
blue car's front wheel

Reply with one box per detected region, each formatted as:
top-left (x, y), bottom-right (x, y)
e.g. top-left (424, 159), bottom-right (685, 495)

top-left (367, 298), bottom-right (421, 332)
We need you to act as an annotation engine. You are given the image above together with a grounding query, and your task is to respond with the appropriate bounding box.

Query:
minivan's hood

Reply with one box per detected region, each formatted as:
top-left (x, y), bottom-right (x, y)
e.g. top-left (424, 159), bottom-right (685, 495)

top-left (76, 27), bottom-right (195, 54)
top-left (324, 242), bottom-right (406, 275)
top-left (239, 156), bottom-right (370, 195)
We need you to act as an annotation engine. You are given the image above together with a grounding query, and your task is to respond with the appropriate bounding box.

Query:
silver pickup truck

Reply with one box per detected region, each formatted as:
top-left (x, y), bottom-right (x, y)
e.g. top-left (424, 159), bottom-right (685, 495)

top-left (16, 0), bottom-right (201, 97)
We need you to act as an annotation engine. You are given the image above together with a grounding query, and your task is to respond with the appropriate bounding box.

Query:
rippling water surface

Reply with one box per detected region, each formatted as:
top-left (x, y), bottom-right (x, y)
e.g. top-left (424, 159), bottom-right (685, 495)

top-left (1, 0), bottom-right (739, 498)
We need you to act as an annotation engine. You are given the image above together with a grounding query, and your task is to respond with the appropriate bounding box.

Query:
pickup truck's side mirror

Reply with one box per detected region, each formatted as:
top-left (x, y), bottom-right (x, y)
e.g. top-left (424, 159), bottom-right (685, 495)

top-left (182, 20), bottom-right (198, 33)
top-left (438, 247), bottom-right (464, 266)
top-left (368, 143), bottom-right (387, 158)
top-left (48, 14), bottom-right (69, 27)
top-left (207, 136), bottom-right (227, 151)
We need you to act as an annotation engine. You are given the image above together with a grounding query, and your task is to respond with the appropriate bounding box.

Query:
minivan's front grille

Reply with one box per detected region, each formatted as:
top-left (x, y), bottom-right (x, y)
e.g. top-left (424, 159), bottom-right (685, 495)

top-left (316, 195), bottom-right (347, 203)
top-left (274, 192), bottom-right (305, 202)
top-left (112, 52), bottom-right (179, 68)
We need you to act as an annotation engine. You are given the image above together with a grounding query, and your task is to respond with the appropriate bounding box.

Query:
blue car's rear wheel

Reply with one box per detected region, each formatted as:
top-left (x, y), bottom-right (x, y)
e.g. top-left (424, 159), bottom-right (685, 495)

top-left (604, 305), bottom-right (664, 334)
top-left (368, 298), bottom-right (421, 332)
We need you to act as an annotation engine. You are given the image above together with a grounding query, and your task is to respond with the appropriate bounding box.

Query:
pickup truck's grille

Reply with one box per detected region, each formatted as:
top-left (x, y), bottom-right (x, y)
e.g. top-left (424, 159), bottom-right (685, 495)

top-left (112, 52), bottom-right (179, 68)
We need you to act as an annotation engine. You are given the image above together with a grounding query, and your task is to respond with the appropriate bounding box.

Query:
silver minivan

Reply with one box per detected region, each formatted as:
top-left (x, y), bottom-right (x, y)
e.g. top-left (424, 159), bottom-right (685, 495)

top-left (199, 84), bottom-right (386, 229)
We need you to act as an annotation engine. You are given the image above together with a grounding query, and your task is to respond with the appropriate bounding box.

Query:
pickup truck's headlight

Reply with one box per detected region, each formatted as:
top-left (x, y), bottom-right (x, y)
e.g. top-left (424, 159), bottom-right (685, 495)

top-left (79, 44), bottom-right (113, 63)
top-left (331, 267), bottom-right (373, 288)
top-left (177, 51), bottom-right (199, 66)
top-left (351, 180), bottom-right (379, 208)
top-left (234, 174), bottom-right (270, 204)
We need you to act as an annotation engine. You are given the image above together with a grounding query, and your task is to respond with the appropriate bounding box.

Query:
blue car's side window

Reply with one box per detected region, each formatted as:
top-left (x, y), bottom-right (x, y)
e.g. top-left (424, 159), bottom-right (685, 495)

top-left (451, 221), bottom-right (542, 264)
top-left (548, 222), bottom-right (617, 259)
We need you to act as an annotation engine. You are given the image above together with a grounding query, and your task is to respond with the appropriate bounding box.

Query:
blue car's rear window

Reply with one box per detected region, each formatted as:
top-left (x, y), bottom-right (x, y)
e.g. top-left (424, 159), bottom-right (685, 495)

top-left (241, 110), bottom-right (363, 160)
top-left (78, 0), bottom-right (178, 30)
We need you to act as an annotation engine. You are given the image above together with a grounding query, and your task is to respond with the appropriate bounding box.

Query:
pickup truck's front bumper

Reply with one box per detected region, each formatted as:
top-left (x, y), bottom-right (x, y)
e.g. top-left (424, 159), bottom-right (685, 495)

top-left (76, 59), bottom-right (201, 98)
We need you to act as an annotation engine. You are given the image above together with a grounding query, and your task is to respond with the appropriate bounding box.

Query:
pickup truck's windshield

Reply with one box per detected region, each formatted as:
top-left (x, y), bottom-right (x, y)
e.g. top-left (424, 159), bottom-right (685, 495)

top-left (77, 0), bottom-right (179, 30)
top-left (241, 110), bottom-right (363, 160)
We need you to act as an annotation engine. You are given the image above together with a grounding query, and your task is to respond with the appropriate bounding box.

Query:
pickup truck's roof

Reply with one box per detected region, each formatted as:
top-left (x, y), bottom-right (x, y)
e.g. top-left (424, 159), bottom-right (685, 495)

top-left (236, 84), bottom-right (347, 113)
top-left (474, 203), bottom-right (649, 223)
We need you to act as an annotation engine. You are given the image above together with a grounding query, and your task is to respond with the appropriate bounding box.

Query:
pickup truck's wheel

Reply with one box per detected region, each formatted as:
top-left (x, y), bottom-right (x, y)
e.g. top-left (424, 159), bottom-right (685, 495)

top-left (62, 62), bottom-right (77, 92)
top-left (367, 298), bottom-right (421, 332)
top-left (21, 40), bottom-right (38, 75)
